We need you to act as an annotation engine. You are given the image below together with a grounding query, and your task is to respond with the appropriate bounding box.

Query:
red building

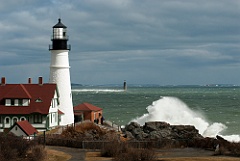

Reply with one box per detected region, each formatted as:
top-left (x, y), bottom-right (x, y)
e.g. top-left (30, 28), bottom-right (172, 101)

top-left (74, 102), bottom-right (103, 123)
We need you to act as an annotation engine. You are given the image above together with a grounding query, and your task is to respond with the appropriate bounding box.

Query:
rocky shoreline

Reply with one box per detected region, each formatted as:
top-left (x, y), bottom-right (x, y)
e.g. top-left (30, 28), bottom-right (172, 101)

top-left (121, 121), bottom-right (240, 156)
top-left (123, 121), bottom-right (203, 141)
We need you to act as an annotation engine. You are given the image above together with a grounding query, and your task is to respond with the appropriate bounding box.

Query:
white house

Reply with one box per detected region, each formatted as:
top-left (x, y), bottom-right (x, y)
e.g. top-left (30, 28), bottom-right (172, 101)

top-left (0, 77), bottom-right (63, 132)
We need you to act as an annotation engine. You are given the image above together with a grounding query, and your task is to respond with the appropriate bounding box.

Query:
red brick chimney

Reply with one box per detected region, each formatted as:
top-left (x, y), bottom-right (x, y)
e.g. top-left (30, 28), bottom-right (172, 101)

top-left (38, 77), bottom-right (43, 85)
top-left (28, 77), bottom-right (32, 84)
top-left (1, 77), bottom-right (6, 86)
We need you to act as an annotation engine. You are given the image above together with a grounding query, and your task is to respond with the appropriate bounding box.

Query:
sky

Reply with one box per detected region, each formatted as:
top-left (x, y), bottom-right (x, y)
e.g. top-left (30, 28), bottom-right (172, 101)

top-left (0, 0), bottom-right (240, 86)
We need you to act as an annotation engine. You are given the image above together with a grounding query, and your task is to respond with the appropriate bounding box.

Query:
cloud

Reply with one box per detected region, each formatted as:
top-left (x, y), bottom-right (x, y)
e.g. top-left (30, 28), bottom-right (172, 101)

top-left (0, 0), bottom-right (240, 85)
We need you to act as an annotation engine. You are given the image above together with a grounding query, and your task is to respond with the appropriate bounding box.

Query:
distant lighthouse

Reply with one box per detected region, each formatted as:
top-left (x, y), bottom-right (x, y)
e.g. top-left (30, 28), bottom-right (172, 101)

top-left (49, 18), bottom-right (74, 125)
top-left (123, 80), bottom-right (127, 91)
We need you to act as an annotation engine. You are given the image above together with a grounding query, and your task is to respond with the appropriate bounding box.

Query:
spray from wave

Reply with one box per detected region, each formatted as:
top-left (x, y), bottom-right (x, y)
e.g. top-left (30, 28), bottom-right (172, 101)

top-left (132, 96), bottom-right (240, 142)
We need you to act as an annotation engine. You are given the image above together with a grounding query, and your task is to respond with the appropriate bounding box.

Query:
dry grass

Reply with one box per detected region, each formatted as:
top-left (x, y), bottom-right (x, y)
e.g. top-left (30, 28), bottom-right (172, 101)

top-left (61, 121), bottom-right (108, 139)
top-left (44, 148), bottom-right (240, 161)
top-left (158, 157), bottom-right (240, 161)
top-left (85, 152), bottom-right (240, 161)
top-left (75, 121), bottom-right (108, 136)
top-left (45, 148), bottom-right (71, 161)
top-left (85, 152), bottom-right (112, 161)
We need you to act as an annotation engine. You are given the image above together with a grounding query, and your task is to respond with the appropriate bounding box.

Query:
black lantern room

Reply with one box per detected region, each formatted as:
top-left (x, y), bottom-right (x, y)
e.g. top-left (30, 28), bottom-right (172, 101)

top-left (49, 19), bottom-right (71, 50)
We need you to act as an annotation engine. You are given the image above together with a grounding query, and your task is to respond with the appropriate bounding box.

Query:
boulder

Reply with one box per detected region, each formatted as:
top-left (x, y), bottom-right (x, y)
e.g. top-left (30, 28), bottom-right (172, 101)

top-left (125, 122), bottom-right (141, 132)
top-left (124, 131), bottom-right (135, 139)
top-left (143, 122), bottom-right (170, 133)
top-left (124, 121), bottom-right (203, 142)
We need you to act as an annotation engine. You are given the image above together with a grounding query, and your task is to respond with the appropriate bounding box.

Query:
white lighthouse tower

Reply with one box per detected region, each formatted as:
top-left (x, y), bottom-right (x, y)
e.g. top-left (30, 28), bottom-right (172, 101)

top-left (49, 19), bottom-right (74, 125)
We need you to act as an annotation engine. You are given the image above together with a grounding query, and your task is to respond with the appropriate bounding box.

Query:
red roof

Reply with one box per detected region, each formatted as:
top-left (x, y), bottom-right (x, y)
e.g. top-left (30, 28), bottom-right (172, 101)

top-left (58, 109), bottom-right (64, 114)
top-left (74, 102), bottom-right (102, 112)
top-left (0, 83), bottom-right (57, 115)
top-left (3, 84), bottom-right (31, 98)
top-left (15, 120), bottom-right (38, 136)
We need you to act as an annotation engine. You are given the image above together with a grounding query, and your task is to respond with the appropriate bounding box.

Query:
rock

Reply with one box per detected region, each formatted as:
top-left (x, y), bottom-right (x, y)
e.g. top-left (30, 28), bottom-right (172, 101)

top-left (124, 121), bottom-right (203, 142)
top-left (143, 122), bottom-right (170, 133)
top-left (125, 122), bottom-right (141, 132)
top-left (124, 131), bottom-right (135, 139)
top-left (132, 128), bottom-right (142, 136)
top-left (172, 125), bottom-right (198, 133)
top-left (148, 131), bottom-right (163, 140)
top-left (136, 132), bottom-right (149, 140)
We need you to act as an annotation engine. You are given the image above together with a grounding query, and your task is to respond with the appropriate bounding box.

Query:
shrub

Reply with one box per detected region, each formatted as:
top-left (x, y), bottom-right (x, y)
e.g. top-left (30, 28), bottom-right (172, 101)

top-left (0, 133), bottom-right (31, 160)
top-left (61, 121), bottom-right (107, 140)
top-left (28, 145), bottom-right (46, 161)
top-left (101, 140), bottom-right (126, 157)
top-left (0, 133), bottom-right (46, 161)
top-left (101, 140), bottom-right (156, 161)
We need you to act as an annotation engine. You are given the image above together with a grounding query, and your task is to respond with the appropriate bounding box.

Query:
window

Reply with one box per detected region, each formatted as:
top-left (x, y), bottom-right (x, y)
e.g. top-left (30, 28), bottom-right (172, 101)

top-left (5, 118), bottom-right (10, 124)
top-left (15, 126), bottom-right (18, 131)
top-left (20, 117), bottom-right (25, 121)
top-left (21, 99), bottom-right (28, 106)
top-left (35, 98), bottom-right (42, 102)
top-left (18, 99), bottom-right (23, 106)
top-left (11, 99), bottom-right (15, 106)
top-left (0, 116), bottom-right (2, 124)
top-left (33, 114), bottom-right (42, 123)
top-left (13, 118), bottom-right (18, 124)
top-left (55, 112), bottom-right (57, 122)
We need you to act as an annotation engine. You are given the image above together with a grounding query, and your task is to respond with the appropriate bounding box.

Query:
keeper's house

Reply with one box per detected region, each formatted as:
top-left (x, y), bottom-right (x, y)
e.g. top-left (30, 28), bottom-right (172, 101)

top-left (0, 77), bottom-right (62, 132)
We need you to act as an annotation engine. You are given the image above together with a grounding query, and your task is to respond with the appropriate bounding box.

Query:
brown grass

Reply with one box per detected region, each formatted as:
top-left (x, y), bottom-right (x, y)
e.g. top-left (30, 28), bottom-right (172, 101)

top-left (85, 152), bottom-right (112, 161)
top-left (158, 157), bottom-right (240, 161)
top-left (45, 148), bottom-right (71, 161)
top-left (61, 121), bottom-right (108, 139)
top-left (85, 152), bottom-right (240, 161)
top-left (44, 146), bottom-right (240, 161)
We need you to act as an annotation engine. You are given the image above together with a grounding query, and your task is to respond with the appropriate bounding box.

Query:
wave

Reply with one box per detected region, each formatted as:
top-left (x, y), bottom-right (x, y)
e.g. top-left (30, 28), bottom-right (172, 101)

top-left (131, 96), bottom-right (240, 142)
top-left (72, 89), bottom-right (125, 93)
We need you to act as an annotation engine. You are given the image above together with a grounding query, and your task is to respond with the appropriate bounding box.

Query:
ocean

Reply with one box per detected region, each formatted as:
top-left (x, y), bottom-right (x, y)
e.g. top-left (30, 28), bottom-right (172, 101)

top-left (72, 86), bottom-right (240, 142)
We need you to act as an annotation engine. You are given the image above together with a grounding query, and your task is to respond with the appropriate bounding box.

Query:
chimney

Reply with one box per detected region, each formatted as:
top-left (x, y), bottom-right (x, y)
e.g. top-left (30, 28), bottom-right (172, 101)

top-left (38, 77), bottom-right (43, 85)
top-left (28, 77), bottom-right (32, 84)
top-left (1, 77), bottom-right (6, 86)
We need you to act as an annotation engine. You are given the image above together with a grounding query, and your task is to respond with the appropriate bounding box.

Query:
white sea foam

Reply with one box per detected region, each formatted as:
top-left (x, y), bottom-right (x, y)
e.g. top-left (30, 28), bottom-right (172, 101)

top-left (132, 96), bottom-right (240, 142)
top-left (72, 89), bottom-right (124, 93)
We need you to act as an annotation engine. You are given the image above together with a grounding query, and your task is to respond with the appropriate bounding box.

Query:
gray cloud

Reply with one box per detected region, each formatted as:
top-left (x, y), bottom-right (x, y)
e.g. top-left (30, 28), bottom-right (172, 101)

top-left (0, 0), bottom-right (239, 85)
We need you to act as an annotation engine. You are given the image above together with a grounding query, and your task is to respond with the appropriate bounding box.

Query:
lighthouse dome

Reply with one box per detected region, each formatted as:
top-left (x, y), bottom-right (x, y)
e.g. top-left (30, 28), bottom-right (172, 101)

top-left (53, 18), bottom-right (67, 28)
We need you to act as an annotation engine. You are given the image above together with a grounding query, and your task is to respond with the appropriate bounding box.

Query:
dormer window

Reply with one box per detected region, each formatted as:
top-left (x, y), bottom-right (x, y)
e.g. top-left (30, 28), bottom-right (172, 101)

top-left (35, 98), bottom-right (42, 102)
top-left (5, 99), bottom-right (29, 106)
top-left (18, 99), bottom-right (23, 106)
top-left (11, 99), bottom-right (15, 106)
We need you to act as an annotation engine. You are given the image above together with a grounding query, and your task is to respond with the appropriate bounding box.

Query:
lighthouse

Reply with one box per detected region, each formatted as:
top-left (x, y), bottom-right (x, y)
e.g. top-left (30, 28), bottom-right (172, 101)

top-left (49, 19), bottom-right (74, 125)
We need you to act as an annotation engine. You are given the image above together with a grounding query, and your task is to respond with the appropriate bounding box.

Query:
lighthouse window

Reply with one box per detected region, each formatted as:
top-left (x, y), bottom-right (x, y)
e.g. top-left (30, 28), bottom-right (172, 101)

top-left (63, 32), bottom-right (66, 36)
